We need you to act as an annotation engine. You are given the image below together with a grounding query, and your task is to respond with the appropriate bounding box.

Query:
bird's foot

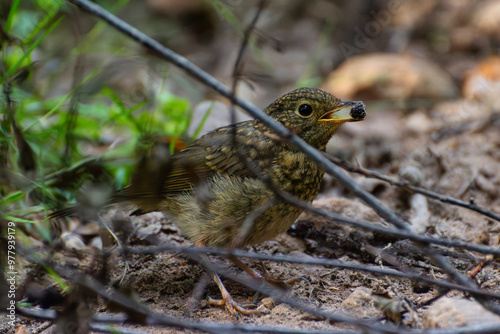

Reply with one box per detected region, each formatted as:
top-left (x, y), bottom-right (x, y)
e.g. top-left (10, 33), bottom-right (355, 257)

top-left (209, 268), bottom-right (263, 316)
top-left (207, 295), bottom-right (262, 316)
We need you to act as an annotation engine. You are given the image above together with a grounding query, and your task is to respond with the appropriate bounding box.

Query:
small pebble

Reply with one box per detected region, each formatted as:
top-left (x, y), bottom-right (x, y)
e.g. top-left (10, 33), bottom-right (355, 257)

top-left (61, 232), bottom-right (86, 251)
top-left (399, 165), bottom-right (424, 186)
top-left (261, 297), bottom-right (276, 310)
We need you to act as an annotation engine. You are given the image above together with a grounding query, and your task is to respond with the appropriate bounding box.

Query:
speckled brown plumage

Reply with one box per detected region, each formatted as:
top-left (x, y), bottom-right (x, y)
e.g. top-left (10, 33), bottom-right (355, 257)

top-left (116, 87), bottom-right (366, 248)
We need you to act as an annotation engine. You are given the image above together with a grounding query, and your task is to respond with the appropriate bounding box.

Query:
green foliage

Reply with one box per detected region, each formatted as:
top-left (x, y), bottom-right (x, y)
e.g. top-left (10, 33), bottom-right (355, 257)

top-left (0, 1), bottom-right (194, 238)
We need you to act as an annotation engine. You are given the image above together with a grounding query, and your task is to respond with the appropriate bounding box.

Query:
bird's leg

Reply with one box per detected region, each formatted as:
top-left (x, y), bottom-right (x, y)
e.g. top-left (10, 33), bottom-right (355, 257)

top-left (228, 255), bottom-right (265, 280)
top-left (198, 253), bottom-right (261, 315)
top-left (228, 255), bottom-right (302, 289)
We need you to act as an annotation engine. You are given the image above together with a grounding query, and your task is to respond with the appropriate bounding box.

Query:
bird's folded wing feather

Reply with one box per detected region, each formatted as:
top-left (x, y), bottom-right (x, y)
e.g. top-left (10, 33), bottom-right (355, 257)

top-left (160, 127), bottom-right (261, 196)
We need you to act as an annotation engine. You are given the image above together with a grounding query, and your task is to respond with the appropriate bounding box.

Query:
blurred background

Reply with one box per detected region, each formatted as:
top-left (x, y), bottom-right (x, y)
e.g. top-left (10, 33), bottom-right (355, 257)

top-left (21, 0), bottom-right (500, 107)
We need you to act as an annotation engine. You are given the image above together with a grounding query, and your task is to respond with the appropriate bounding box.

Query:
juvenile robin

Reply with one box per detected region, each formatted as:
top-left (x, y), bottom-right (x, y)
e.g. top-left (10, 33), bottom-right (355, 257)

top-left (53, 87), bottom-right (366, 315)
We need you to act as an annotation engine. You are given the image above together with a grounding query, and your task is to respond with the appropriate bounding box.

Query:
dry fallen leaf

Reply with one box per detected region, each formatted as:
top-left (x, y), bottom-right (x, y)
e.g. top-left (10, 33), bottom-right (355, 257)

top-left (322, 53), bottom-right (458, 100)
top-left (462, 56), bottom-right (500, 101)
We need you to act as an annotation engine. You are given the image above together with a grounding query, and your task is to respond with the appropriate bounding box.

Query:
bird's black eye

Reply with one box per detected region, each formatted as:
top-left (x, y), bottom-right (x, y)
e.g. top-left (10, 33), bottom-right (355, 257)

top-left (297, 104), bottom-right (313, 117)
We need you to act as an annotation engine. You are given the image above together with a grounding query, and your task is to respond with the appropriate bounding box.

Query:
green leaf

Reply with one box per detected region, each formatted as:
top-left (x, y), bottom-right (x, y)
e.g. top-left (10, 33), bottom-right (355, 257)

top-left (5, 0), bottom-right (21, 33)
top-left (0, 191), bottom-right (24, 206)
top-left (45, 267), bottom-right (69, 292)
top-left (2, 215), bottom-right (37, 224)
top-left (7, 16), bottom-right (63, 77)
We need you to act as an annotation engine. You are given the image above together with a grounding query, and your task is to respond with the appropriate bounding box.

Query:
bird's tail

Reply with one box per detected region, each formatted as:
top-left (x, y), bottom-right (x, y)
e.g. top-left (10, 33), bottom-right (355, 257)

top-left (48, 135), bottom-right (178, 220)
top-left (48, 186), bottom-right (161, 220)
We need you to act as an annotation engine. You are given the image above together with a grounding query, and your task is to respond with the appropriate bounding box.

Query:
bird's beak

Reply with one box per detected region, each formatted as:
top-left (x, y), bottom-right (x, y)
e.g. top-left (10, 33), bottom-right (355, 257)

top-left (319, 101), bottom-right (366, 124)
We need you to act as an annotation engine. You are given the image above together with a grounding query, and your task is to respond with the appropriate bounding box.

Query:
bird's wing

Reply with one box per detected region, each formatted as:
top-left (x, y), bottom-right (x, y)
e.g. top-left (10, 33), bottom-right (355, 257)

top-left (161, 125), bottom-right (263, 196)
top-left (114, 123), bottom-right (274, 215)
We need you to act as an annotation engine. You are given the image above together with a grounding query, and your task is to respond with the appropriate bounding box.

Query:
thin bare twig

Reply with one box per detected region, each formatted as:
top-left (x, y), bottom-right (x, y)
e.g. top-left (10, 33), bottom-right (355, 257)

top-left (64, 9), bottom-right (86, 164)
top-left (327, 154), bottom-right (500, 223)
top-left (228, 0), bottom-right (268, 247)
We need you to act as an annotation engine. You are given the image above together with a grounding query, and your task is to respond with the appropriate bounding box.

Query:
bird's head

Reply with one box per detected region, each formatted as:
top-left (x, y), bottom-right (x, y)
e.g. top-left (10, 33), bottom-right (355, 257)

top-left (264, 87), bottom-right (366, 149)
